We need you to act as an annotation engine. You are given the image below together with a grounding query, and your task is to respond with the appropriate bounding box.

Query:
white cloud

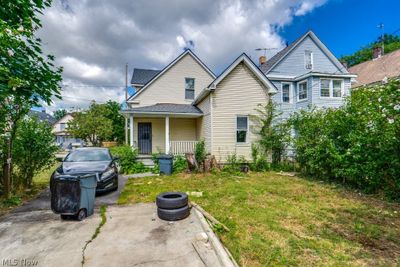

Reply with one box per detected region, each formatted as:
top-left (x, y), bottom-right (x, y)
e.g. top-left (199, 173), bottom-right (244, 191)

top-left (37, 0), bottom-right (328, 112)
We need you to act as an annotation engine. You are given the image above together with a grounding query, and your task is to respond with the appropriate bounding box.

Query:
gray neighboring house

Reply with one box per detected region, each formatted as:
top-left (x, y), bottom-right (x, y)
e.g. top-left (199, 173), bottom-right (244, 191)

top-left (28, 110), bottom-right (57, 124)
top-left (260, 30), bottom-right (357, 120)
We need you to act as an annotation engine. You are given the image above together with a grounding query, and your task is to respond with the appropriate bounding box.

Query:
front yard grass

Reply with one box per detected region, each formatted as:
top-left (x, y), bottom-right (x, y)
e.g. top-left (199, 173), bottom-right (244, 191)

top-left (118, 171), bottom-right (400, 266)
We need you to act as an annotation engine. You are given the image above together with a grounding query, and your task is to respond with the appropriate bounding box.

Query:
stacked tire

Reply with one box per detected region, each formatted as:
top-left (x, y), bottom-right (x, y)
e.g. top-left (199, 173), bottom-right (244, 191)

top-left (156, 192), bottom-right (190, 221)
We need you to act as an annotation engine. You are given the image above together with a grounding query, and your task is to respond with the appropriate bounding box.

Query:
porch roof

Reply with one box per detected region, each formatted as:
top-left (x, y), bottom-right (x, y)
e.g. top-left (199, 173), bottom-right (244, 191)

top-left (122, 103), bottom-right (203, 118)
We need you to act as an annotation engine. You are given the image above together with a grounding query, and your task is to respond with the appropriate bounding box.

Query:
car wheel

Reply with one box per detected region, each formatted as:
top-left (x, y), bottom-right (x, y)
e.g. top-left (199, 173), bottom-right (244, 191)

top-left (76, 209), bottom-right (86, 221)
top-left (156, 192), bottom-right (188, 209)
top-left (157, 205), bottom-right (190, 221)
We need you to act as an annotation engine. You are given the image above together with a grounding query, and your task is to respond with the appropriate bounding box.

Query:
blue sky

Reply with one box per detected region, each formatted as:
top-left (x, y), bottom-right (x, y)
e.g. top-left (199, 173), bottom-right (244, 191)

top-left (280, 0), bottom-right (400, 58)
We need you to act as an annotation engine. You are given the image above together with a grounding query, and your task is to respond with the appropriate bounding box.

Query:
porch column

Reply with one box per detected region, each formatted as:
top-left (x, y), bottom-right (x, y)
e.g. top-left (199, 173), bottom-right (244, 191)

top-left (165, 116), bottom-right (170, 154)
top-left (129, 115), bottom-right (134, 147)
top-left (125, 117), bottom-right (128, 144)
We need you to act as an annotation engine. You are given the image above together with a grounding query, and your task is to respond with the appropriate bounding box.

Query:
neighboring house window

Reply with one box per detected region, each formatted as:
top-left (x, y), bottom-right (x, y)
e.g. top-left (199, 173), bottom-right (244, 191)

top-left (282, 83), bottom-right (291, 103)
top-left (298, 81), bottom-right (308, 101)
top-left (185, 78), bottom-right (195, 99)
top-left (236, 116), bottom-right (248, 143)
top-left (320, 79), bottom-right (330, 97)
top-left (332, 80), bottom-right (342, 97)
top-left (304, 50), bottom-right (313, 70)
top-left (60, 123), bottom-right (66, 131)
top-left (320, 79), bottom-right (343, 98)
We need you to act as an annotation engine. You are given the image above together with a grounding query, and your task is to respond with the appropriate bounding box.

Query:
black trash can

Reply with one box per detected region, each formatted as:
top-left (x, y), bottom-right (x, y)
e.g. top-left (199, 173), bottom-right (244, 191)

top-left (157, 154), bottom-right (173, 175)
top-left (51, 174), bottom-right (97, 220)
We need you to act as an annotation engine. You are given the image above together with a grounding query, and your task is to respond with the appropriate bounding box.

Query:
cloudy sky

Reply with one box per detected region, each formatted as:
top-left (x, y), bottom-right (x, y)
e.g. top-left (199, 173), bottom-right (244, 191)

top-left (37, 0), bottom-right (328, 113)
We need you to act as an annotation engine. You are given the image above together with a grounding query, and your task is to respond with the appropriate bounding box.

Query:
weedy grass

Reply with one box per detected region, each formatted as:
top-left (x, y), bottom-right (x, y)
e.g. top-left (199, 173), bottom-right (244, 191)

top-left (119, 171), bottom-right (400, 266)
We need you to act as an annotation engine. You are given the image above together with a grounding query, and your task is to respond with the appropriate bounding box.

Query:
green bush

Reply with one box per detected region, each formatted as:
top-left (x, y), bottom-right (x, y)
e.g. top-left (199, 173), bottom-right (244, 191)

top-left (109, 145), bottom-right (148, 174)
top-left (289, 79), bottom-right (400, 199)
top-left (250, 144), bottom-right (270, 171)
top-left (195, 140), bottom-right (206, 169)
top-left (173, 155), bottom-right (187, 173)
top-left (223, 153), bottom-right (248, 174)
top-left (13, 117), bottom-right (58, 188)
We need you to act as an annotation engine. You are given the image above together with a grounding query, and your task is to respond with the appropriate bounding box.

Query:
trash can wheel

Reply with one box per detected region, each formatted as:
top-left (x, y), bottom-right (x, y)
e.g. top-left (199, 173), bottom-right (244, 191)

top-left (76, 209), bottom-right (87, 221)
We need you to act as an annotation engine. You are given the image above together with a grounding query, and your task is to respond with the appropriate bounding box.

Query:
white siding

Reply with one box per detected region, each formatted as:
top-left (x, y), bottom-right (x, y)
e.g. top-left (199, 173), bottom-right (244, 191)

top-left (130, 53), bottom-right (214, 107)
top-left (196, 95), bottom-right (211, 153)
top-left (52, 114), bottom-right (74, 134)
top-left (211, 62), bottom-right (270, 162)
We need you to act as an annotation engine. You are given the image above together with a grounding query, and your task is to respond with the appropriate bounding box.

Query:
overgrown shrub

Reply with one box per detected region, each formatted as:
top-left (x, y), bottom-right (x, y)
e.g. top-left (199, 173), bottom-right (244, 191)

top-left (151, 153), bottom-right (161, 174)
top-left (223, 153), bottom-right (248, 173)
top-left (289, 79), bottom-right (400, 199)
top-left (250, 144), bottom-right (270, 171)
top-left (13, 117), bottom-right (58, 188)
top-left (194, 140), bottom-right (206, 170)
top-left (173, 155), bottom-right (187, 173)
top-left (109, 145), bottom-right (148, 174)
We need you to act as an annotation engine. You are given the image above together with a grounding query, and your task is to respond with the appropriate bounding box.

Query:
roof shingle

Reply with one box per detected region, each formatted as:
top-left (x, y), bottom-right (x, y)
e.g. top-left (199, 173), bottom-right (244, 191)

top-left (128, 103), bottom-right (203, 114)
top-left (130, 68), bottom-right (161, 85)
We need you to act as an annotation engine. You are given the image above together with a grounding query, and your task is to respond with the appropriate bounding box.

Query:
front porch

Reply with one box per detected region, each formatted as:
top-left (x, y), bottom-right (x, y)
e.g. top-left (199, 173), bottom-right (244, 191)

top-left (122, 104), bottom-right (203, 155)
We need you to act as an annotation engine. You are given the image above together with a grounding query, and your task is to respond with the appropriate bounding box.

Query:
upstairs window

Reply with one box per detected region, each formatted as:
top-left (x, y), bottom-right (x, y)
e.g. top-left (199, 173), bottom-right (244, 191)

top-left (320, 79), bottom-right (343, 98)
top-left (282, 83), bottom-right (291, 103)
top-left (304, 50), bottom-right (313, 70)
top-left (185, 78), bottom-right (195, 99)
top-left (60, 123), bottom-right (66, 131)
top-left (298, 81), bottom-right (308, 101)
top-left (236, 116), bottom-right (248, 143)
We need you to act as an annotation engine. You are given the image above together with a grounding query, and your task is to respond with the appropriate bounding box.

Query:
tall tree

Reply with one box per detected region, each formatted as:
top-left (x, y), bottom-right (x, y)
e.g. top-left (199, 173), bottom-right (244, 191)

top-left (104, 101), bottom-right (125, 143)
top-left (0, 0), bottom-right (62, 198)
top-left (340, 34), bottom-right (400, 67)
top-left (53, 109), bottom-right (67, 121)
top-left (68, 102), bottom-right (113, 147)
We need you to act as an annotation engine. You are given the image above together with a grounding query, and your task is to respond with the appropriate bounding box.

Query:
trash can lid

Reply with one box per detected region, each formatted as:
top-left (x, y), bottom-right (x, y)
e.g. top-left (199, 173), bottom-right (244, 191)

top-left (157, 154), bottom-right (173, 159)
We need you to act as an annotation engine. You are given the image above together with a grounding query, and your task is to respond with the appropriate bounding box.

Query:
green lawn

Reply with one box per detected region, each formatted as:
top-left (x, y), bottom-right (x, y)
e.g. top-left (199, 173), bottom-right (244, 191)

top-left (119, 172), bottom-right (400, 266)
top-left (0, 164), bottom-right (57, 216)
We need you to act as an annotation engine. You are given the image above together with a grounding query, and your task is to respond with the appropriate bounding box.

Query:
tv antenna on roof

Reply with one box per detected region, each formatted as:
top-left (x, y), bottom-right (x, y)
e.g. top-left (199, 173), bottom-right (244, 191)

top-left (255, 48), bottom-right (278, 56)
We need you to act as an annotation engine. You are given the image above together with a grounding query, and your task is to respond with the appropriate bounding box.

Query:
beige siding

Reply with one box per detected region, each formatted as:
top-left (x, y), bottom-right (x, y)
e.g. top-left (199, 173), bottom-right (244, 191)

top-left (195, 95), bottom-right (211, 153)
top-left (52, 114), bottom-right (74, 134)
top-left (131, 54), bottom-right (214, 107)
top-left (211, 62), bottom-right (270, 162)
top-left (133, 118), bottom-right (197, 154)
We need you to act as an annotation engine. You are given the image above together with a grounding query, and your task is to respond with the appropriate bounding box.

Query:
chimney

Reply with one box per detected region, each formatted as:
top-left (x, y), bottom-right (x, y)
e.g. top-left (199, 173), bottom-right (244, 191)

top-left (373, 46), bottom-right (383, 59)
top-left (259, 55), bottom-right (266, 66)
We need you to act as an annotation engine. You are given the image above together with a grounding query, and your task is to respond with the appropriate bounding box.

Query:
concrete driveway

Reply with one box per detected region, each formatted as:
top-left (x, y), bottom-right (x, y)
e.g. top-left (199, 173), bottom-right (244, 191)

top-left (0, 174), bottom-right (228, 267)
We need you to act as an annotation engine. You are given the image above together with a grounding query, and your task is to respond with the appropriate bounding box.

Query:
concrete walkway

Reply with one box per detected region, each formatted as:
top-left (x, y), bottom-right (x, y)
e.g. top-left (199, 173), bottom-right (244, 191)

top-left (0, 173), bottom-right (229, 267)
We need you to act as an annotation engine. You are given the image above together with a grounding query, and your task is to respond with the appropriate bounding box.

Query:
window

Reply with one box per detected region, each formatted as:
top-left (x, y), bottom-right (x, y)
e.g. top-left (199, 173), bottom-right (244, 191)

top-left (320, 79), bottom-right (330, 97)
top-left (304, 50), bottom-right (313, 69)
top-left (185, 78), bottom-right (195, 99)
top-left (236, 116), bottom-right (248, 143)
top-left (319, 79), bottom-right (343, 98)
top-left (332, 80), bottom-right (342, 97)
top-left (60, 123), bottom-right (66, 131)
top-left (282, 83), bottom-right (291, 103)
top-left (298, 81), bottom-right (308, 101)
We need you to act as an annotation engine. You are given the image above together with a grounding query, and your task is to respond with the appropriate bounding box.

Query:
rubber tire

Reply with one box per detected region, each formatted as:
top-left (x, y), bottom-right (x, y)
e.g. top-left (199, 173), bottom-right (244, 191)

top-left (76, 209), bottom-right (86, 221)
top-left (156, 192), bottom-right (188, 209)
top-left (157, 205), bottom-right (190, 221)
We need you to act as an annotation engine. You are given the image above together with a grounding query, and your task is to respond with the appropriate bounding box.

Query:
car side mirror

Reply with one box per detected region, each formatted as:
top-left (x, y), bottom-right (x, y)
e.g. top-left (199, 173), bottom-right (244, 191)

top-left (56, 157), bottom-right (64, 162)
top-left (113, 156), bottom-right (120, 161)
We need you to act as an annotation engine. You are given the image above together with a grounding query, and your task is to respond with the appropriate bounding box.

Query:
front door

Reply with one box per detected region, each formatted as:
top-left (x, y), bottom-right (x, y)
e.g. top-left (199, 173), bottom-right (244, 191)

top-left (138, 123), bottom-right (152, 154)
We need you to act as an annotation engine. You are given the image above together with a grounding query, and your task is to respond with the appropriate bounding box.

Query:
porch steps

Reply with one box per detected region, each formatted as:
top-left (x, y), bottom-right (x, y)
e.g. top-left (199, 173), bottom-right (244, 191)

top-left (136, 155), bottom-right (155, 168)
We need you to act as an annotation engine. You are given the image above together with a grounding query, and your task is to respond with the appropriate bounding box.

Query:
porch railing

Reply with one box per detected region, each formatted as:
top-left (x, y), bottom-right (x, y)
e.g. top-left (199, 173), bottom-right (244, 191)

top-left (169, 141), bottom-right (199, 155)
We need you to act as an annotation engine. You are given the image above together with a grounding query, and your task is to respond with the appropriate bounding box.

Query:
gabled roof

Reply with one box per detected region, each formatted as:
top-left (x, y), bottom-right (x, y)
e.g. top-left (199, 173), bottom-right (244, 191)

top-left (127, 49), bottom-right (216, 102)
top-left (194, 53), bottom-right (278, 105)
top-left (261, 30), bottom-right (348, 74)
top-left (28, 110), bottom-right (56, 124)
top-left (131, 68), bottom-right (161, 86)
top-left (348, 49), bottom-right (400, 88)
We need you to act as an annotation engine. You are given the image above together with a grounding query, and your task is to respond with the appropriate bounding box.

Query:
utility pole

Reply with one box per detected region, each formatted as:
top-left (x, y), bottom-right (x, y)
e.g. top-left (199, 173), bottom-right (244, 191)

top-left (377, 23), bottom-right (384, 55)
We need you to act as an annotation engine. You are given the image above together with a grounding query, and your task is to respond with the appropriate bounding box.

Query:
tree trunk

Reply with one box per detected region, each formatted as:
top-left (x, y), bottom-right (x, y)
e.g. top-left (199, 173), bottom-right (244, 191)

top-left (2, 137), bottom-right (12, 199)
top-left (185, 153), bottom-right (197, 172)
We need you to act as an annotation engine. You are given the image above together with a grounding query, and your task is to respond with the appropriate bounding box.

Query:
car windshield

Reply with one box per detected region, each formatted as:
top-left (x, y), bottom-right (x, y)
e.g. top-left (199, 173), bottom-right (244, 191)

top-left (64, 149), bottom-right (111, 162)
